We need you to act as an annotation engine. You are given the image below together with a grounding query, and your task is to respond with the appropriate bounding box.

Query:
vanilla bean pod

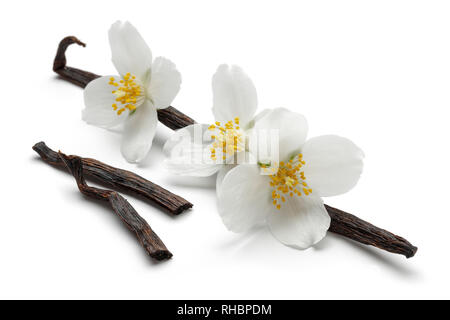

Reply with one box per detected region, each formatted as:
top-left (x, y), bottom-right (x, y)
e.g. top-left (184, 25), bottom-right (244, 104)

top-left (58, 152), bottom-right (172, 261)
top-left (33, 142), bottom-right (192, 215)
top-left (326, 205), bottom-right (417, 258)
top-left (53, 36), bottom-right (417, 258)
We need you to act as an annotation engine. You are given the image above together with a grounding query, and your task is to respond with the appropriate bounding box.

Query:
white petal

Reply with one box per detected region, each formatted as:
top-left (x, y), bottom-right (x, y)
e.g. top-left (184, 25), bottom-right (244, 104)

top-left (245, 108), bottom-right (271, 130)
top-left (148, 57), bottom-right (181, 109)
top-left (163, 124), bottom-right (212, 155)
top-left (267, 194), bottom-right (330, 249)
top-left (216, 164), bottom-right (236, 195)
top-left (302, 135), bottom-right (364, 197)
top-left (82, 75), bottom-right (128, 128)
top-left (164, 149), bottom-right (220, 177)
top-left (212, 64), bottom-right (257, 127)
top-left (121, 101), bottom-right (157, 163)
top-left (163, 124), bottom-right (220, 176)
top-left (253, 108), bottom-right (308, 162)
top-left (109, 21), bottom-right (152, 83)
top-left (217, 164), bottom-right (271, 232)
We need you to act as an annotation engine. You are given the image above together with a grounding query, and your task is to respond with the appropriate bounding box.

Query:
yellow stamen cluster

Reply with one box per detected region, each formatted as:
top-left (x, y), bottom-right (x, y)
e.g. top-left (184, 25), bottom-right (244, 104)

top-left (109, 73), bottom-right (142, 115)
top-left (208, 118), bottom-right (244, 161)
top-left (268, 154), bottom-right (312, 210)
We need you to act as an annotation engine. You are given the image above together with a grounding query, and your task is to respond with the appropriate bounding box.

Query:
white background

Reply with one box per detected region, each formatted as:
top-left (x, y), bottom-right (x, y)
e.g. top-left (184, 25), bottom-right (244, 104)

top-left (0, 0), bottom-right (448, 299)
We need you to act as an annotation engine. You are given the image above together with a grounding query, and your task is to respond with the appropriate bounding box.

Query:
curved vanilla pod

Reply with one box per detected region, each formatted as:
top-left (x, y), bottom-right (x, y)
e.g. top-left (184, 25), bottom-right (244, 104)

top-left (58, 152), bottom-right (172, 261)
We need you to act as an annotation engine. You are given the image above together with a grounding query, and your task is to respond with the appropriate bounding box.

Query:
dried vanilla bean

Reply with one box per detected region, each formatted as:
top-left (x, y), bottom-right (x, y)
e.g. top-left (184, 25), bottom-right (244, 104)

top-left (33, 142), bottom-right (192, 215)
top-left (53, 37), bottom-right (100, 88)
top-left (58, 152), bottom-right (172, 261)
top-left (52, 36), bottom-right (417, 258)
top-left (326, 205), bottom-right (417, 258)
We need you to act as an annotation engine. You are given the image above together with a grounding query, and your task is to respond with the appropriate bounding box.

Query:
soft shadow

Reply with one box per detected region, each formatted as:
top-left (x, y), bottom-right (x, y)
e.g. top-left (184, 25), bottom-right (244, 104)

top-left (315, 233), bottom-right (420, 278)
top-left (164, 175), bottom-right (216, 189)
top-left (105, 127), bottom-right (124, 134)
top-left (215, 223), bottom-right (420, 278)
top-left (51, 75), bottom-right (84, 88)
top-left (215, 227), bottom-right (266, 251)
top-left (214, 227), bottom-right (279, 260)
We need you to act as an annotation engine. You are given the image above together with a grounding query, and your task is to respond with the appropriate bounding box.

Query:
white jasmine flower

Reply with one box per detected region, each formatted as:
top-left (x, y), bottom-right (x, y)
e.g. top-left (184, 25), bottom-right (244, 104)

top-left (163, 64), bottom-right (262, 190)
top-left (83, 21), bottom-right (181, 163)
top-left (217, 108), bottom-right (364, 249)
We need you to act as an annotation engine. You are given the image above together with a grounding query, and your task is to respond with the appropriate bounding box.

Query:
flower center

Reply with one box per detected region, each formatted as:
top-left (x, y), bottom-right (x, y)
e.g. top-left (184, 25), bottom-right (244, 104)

top-left (208, 118), bottom-right (244, 161)
top-left (266, 154), bottom-right (312, 210)
top-left (109, 73), bottom-right (143, 115)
